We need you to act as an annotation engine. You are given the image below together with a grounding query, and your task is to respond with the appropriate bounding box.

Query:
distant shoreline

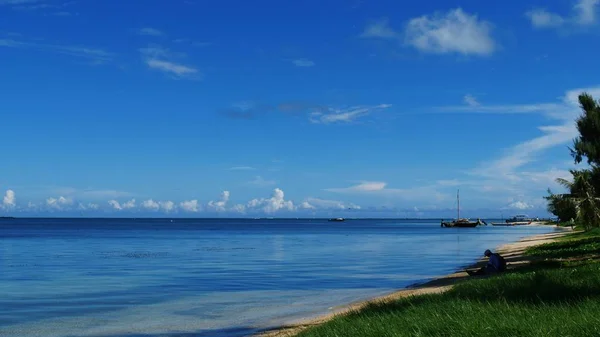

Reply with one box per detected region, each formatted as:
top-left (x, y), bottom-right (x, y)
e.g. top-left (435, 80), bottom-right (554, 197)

top-left (255, 225), bottom-right (571, 337)
top-left (0, 217), bottom-right (559, 221)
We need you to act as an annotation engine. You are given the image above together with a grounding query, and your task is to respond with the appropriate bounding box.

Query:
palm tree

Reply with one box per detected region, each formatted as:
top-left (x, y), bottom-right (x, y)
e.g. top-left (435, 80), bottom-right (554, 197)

top-left (556, 169), bottom-right (600, 230)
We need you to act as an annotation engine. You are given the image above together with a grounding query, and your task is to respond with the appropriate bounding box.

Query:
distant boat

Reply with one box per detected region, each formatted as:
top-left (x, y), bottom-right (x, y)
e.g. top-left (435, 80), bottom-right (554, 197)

top-left (0, 216), bottom-right (16, 220)
top-left (328, 218), bottom-right (345, 222)
top-left (505, 214), bottom-right (533, 225)
top-left (441, 190), bottom-right (484, 228)
top-left (491, 222), bottom-right (517, 227)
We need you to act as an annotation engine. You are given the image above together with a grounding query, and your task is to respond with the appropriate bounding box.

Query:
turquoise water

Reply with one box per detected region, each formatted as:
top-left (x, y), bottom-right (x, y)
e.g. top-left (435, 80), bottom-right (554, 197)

top-left (0, 218), bottom-right (558, 337)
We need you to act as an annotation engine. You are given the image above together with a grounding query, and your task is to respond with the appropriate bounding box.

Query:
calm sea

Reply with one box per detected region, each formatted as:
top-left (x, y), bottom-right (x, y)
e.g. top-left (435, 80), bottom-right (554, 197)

top-left (0, 218), bottom-right (559, 337)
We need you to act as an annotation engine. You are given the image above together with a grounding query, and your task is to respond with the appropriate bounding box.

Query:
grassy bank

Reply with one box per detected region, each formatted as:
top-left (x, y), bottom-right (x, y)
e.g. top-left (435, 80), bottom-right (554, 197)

top-left (296, 229), bottom-right (600, 337)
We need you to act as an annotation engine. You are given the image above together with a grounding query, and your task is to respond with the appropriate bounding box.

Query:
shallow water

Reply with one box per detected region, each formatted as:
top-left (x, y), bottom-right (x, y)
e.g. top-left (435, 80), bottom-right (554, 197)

top-left (0, 218), bottom-right (558, 336)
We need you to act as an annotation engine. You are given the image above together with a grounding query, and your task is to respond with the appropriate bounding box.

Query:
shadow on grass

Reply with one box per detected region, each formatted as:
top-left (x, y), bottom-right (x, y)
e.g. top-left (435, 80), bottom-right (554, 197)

top-left (527, 237), bottom-right (600, 259)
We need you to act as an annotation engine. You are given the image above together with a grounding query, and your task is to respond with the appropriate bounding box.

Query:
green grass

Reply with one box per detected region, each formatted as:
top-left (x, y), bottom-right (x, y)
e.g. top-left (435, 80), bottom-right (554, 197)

top-left (297, 229), bottom-right (600, 337)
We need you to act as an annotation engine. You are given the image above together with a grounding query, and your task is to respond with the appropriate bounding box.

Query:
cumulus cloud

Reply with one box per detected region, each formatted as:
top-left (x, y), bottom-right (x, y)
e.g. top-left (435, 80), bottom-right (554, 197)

top-left (231, 204), bottom-right (246, 213)
top-left (2, 189), bottom-right (16, 208)
top-left (142, 199), bottom-right (160, 211)
top-left (122, 199), bottom-right (136, 209)
top-left (180, 200), bottom-right (200, 212)
top-left (47, 196), bottom-right (73, 209)
top-left (247, 188), bottom-right (295, 214)
top-left (208, 191), bottom-right (230, 211)
top-left (108, 200), bottom-right (122, 210)
top-left (159, 201), bottom-right (176, 212)
top-left (404, 8), bottom-right (495, 55)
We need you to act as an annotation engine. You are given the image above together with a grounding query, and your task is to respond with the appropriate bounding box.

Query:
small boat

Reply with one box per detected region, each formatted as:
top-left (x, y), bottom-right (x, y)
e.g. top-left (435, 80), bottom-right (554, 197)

top-left (441, 190), bottom-right (484, 228)
top-left (328, 218), bottom-right (345, 222)
top-left (505, 214), bottom-right (533, 224)
top-left (491, 222), bottom-right (516, 226)
top-left (442, 218), bottom-right (483, 228)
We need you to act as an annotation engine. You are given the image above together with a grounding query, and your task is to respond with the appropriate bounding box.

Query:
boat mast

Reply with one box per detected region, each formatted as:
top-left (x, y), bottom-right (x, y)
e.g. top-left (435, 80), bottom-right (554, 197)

top-left (457, 189), bottom-right (460, 220)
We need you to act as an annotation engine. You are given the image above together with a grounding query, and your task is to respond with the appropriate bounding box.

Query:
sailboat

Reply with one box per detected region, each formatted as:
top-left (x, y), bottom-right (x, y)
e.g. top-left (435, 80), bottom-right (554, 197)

top-left (441, 190), bottom-right (482, 228)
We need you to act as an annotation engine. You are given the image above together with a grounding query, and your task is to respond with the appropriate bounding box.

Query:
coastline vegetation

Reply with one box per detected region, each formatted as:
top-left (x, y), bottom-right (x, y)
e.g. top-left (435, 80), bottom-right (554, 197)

top-left (293, 93), bottom-right (600, 336)
top-left (545, 93), bottom-right (600, 230)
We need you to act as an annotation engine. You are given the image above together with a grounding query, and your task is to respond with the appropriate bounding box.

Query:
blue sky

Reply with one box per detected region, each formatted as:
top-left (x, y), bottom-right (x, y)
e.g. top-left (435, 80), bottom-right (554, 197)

top-left (1, 0), bottom-right (600, 218)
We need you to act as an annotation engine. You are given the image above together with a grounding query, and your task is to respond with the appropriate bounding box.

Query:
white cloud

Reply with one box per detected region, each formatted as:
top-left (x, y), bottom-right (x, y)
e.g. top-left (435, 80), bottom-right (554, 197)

top-left (325, 181), bottom-right (449, 202)
top-left (526, 9), bottom-right (565, 28)
top-left (108, 200), bottom-right (122, 210)
top-left (78, 202), bottom-right (99, 210)
top-left (142, 199), bottom-right (160, 211)
top-left (138, 27), bottom-right (165, 37)
top-left (247, 188), bottom-right (295, 214)
top-left (360, 18), bottom-right (399, 38)
top-left (180, 200), bottom-right (199, 212)
top-left (506, 201), bottom-right (534, 210)
top-left (0, 38), bottom-right (114, 63)
top-left (47, 196), bottom-right (73, 209)
top-left (303, 197), bottom-right (361, 210)
top-left (145, 59), bottom-right (199, 78)
top-left (463, 94), bottom-right (480, 107)
top-left (0, 0), bottom-right (43, 6)
top-left (159, 201), bottom-right (176, 212)
top-left (574, 0), bottom-right (599, 25)
top-left (231, 204), bottom-right (246, 213)
top-left (122, 199), bottom-right (136, 209)
top-left (299, 201), bottom-right (316, 210)
top-left (208, 191), bottom-right (230, 212)
top-left (292, 59), bottom-right (315, 67)
top-left (2, 190), bottom-right (16, 208)
top-left (247, 176), bottom-right (276, 187)
top-left (309, 104), bottom-right (392, 124)
top-left (404, 8), bottom-right (495, 55)
top-left (468, 86), bottom-right (600, 179)
top-left (526, 0), bottom-right (599, 29)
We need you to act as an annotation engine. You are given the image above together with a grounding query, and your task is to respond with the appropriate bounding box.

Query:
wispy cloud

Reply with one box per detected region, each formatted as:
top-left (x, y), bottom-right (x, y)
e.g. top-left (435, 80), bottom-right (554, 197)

top-left (145, 59), bottom-right (199, 78)
top-left (301, 197), bottom-right (361, 210)
top-left (463, 94), bottom-right (480, 107)
top-left (138, 27), bottom-right (165, 37)
top-left (526, 0), bottom-right (599, 30)
top-left (526, 9), bottom-right (566, 28)
top-left (0, 37), bottom-right (114, 63)
top-left (292, 58), bottom-right (315, 67)
top-left (139, 44), bottom-right (199, 79)
top-left (229, 166), bottom-right (256, 171)
top-left (8, 0), bottom-right (77, 12)
top-left (247, 176), bottom-right (276, 187)
top-left (465, 86), bottom-right (600, 199)
top-left (360, 18), bottom-right (399, 38)
top-left (325, 181), bottom-right (449, 202)
top-left (309, 104), bottom-right (392, 124)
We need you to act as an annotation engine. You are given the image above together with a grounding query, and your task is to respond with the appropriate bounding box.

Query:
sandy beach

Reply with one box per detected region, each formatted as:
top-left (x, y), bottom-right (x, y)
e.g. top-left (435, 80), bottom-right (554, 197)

top-left (256, 225), bottom-right (572, 337)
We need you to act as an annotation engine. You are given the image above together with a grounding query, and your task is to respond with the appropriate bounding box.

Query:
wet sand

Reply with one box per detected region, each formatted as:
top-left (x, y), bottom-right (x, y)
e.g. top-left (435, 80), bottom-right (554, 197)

top-left (256, 226), bottom-right (571, 337)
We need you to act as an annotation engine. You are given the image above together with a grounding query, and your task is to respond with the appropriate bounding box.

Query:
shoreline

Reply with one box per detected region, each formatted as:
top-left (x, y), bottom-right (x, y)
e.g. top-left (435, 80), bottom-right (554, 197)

top-left (255, 225), bottom-right (572, 337)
